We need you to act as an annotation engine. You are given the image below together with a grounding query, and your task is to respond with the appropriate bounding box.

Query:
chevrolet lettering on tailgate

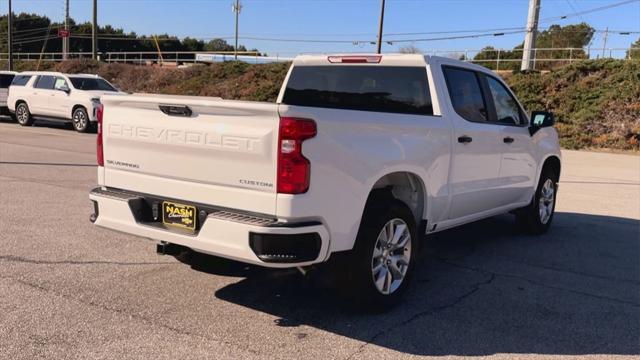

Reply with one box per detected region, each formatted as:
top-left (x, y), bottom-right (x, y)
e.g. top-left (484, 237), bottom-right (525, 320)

top-left (108, 124), bottom-right (263, 153)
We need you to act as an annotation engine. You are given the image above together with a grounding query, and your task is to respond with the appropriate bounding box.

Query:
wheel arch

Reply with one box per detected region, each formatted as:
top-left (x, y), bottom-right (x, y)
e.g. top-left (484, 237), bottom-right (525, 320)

top-left (541, 155), bottom-right (561, 180)
top-left (367, 171), bottom-right (428, 227)
top-left (71, 104), bottom-right (88, 119)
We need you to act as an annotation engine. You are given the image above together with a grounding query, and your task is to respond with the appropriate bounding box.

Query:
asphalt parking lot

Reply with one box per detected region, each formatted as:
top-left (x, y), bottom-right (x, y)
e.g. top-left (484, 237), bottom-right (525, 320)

top-left (1, 119), bottom-right (639, 360)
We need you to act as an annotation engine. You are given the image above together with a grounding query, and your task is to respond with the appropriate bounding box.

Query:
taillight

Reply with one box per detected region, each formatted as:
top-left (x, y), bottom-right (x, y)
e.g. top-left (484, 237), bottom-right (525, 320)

top-left (277, 117), bottom-right (317, 194)
top-left (96, 104), bottom-right (104, 166)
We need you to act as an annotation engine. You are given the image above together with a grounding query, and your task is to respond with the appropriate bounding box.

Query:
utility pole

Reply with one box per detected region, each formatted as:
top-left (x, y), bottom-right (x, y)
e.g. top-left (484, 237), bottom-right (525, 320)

top-left (601, 27), bottom-right (609, 58)
top-left (233, 0), bottom-right (242, 60)
top-left (521, 0), bottom-right (541, 71)
top-left (7, 0), bottom-right (13, 70)
top-left (92, 0), bottom-right (98, 60)
top-left (63, 0), bottom-right (69, 60)
top-left (376, 0), bottom-right (386, 54)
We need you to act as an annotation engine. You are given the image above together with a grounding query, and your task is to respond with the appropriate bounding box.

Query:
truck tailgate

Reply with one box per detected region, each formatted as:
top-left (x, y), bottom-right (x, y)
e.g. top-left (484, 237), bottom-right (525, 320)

top-left (100, 94), bottom-right (279, 215)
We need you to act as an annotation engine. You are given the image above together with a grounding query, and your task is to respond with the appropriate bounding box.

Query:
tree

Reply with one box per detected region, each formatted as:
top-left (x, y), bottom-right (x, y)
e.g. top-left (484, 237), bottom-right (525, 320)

top-left (473, 23), bottom-right (596, 70)
top-left (628, 38), bottom-right (640, 60)
top-left (530, 23), bottom-right (595, 67)
top-left (0, 13), bottom-right (261, 59)
top-left (181, 37), bottom-right (204, 52)
top-left (203, 38), bottom-right (234, 52)
top-left (399, 45), bottom-right (422, 54)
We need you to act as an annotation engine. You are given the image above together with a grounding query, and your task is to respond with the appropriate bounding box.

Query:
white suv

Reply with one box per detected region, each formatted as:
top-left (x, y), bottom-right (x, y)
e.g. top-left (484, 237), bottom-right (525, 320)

top-left (8, 71), bottom-right (122, 132)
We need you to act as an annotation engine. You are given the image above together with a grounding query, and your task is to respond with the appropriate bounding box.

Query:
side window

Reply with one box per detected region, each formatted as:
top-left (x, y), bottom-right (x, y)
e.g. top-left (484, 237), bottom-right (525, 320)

top-left (486, 76), bottom-right (523, 126)
top-left (443, 67), bottom-right (487, 123)
top-left (0, 74), bottom-right (15, 88)
top-left (34, 76), bottom-right (56, 90)
top-left (11, 75), bottom-right (31, 86)
top-left (54, 77), bottom-right (68, 90)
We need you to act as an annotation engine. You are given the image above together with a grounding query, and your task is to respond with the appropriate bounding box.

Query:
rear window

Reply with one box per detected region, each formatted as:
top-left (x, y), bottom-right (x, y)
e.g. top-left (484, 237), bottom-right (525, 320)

top-left (69, 77), bottom-right (117, 92)
top-left (10, 75), bottom-right (30, 87)
top-left (0, 74), bottom-right (15, 88)
top-left (282, 66), bottom-right (434, 116)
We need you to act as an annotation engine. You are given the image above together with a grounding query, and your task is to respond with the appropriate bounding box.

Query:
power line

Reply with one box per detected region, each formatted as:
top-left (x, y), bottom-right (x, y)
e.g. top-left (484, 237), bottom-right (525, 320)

top-left (52, 28), bottom-right (638, 44)
top-left (12, 35), bottom-right (57, 45)
top-left (563, 0), bottom-right (585, 22)
top-left (540, 0), bottom-right (640, 23)
top-left (384, 27), bottom-right (525, 36)
top-left (11, 26), bottom-right (58, 34)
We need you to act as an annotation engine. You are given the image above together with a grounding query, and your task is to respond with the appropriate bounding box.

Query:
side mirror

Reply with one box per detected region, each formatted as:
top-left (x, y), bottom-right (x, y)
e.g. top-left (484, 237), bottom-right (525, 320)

top-left (529, 111), bottom-right (555, 136)
top-left (58, 85), bottom-right (71, 94)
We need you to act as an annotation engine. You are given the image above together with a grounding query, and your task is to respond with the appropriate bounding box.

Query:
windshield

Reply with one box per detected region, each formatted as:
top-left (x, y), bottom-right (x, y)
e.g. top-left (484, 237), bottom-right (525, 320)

top-left (69, 77), bottom-right (117, 92)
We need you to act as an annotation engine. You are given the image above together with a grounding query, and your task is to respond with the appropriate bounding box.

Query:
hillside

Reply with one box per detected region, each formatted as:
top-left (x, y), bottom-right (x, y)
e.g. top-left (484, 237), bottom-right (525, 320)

top-left (7, 58), bottom-right (640, 151)
top-left (505, 60), bottom-right (640, 150)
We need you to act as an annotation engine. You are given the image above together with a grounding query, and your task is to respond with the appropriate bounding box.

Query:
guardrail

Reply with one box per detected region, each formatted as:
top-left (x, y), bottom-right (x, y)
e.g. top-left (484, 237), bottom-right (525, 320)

top-left (424, 47), bottom-right (638, 70)
top-left (0, 47), bottom-right (637, 69)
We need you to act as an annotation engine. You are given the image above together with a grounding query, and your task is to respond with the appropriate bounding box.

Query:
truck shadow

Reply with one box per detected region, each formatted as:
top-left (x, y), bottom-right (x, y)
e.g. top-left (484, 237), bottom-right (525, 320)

top-left (177, 212), bottom-right (640, 356)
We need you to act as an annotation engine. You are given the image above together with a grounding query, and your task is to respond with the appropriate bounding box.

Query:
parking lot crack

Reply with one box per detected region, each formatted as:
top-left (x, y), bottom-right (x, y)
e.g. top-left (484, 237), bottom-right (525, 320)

top-left (435, 256), bottom-right (640, 308)
top-left (0, 255), bottom-right (177, 267)
top-left (3, 275), bottom-right (262, 356)
top-left (345, 273), bottom-right (495, 360)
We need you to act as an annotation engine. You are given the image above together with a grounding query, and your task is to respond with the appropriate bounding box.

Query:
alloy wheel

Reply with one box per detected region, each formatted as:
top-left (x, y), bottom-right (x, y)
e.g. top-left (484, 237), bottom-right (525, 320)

top-left (73, 110), bottom-right (87, 131)
top-left (538, 179), bottom-right (555, 224)
top-left (16, 105), bottom-right (28, 124)
top-left (371, 218), bottom-right (412, 295)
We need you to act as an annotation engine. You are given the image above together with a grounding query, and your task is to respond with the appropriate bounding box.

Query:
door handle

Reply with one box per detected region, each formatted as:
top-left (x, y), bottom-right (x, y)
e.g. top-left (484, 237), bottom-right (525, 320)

top-left (503, 137), bottom-right (515, 144)
top-left (458, 135), bottom-right (473, 144)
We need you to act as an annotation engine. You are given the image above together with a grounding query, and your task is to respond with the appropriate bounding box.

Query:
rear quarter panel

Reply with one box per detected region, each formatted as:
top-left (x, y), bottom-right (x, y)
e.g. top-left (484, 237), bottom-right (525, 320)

top-left (276, 105), bottom-right (452, 252)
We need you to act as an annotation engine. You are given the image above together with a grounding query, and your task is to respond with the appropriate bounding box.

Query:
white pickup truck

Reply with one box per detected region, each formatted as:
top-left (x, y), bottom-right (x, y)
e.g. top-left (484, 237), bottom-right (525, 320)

top-left (90, 54), bottom-right (561, 309)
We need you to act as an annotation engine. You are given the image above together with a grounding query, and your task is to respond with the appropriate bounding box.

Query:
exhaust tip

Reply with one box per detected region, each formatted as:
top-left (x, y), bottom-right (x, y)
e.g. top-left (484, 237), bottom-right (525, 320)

top-left (90, 200), bottom-right (99, 223)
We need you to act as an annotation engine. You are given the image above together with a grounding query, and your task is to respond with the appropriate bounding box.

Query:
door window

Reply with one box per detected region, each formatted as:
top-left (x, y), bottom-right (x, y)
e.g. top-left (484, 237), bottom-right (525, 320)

top-left (443, 67), bottom-right (487, 123)
top-left (54, 77), bottom-right (68, 90)
top-left (34, 76), bottom-right (55, 90)
top-left (486, 76), bottom-right (523, 126)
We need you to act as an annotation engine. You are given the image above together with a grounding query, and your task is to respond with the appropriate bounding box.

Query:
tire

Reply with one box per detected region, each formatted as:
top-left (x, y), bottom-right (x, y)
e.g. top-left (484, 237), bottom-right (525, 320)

top-left (15, 102), bottom-right (34, 126)
top-left (72, 107), bottom-right (91, 133)
top-left (515, 168), bottom-right (559, 234)
top-left (339, 193), bottom-right (418, 311)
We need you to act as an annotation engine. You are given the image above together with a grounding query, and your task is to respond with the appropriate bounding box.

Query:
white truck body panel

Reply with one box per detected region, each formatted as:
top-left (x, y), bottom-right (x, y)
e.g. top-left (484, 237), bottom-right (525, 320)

top-left (100, 95), bottom-right (281, 214)
top-left (91, 54), bottom-right (561, 268)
